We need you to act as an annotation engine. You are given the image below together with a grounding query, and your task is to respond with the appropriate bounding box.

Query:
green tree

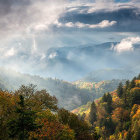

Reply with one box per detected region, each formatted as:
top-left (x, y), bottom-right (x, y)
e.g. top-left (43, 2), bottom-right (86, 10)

top-left (89, 101), bottom-right (97, 126)
top-left (117, 82), bottom-right (123, 98)
top-left (58, 108), bottom-right (94, 140)
top-left (106, 93), bottom-right (113, 114)
top-left (102, 93), bottom-right (113, 114)
top-left (7, 95), bottom-right (39, 140)
top-left (130, 77), bottom-right (136, 89)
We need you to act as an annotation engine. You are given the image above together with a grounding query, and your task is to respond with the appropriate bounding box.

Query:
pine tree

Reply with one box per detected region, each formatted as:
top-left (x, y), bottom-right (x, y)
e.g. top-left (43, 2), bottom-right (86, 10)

top-left (130, 77), bottom-right (136, 89)
top-left (117, 82), bottom-right (123, 98)
top-left (102, 93), bottom-right (107, 102)
top-left (89, 101), bottom-right (97, 126)
top-left (106, 93), bottom-right (113, 114)
top-left (8, 95), bottom-right (39, 140)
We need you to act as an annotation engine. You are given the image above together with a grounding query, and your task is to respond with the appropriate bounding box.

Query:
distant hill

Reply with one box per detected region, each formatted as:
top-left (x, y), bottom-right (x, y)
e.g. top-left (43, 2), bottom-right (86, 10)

top-left (0, 67), bottom-right (127, 110)
top-left (73, 79), bottom-right (126, 98)
top-left (0, 67), bottom-right (94, 110)
top-left (81, 69), bottom-right (136, 82)
top-left (43, 42), bottom-right (140, 81)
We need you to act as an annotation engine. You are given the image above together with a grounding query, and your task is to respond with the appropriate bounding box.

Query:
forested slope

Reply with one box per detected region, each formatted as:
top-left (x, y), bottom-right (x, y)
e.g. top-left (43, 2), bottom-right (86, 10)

top-left (0, 68), bottom-right (125, 110)
top-left (73, 74), bottom-right (140, 140)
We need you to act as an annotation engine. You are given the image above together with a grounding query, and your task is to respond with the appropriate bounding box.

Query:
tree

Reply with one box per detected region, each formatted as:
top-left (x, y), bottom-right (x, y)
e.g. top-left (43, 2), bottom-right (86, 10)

top-left (15, 85), bottom-right (58, 112)
top-left (137, 74), bottom-right (140, 80)
top-left (102, 93), bottom-right (112, 114)
top-left (30, 109), bottom-right (75, 140)
top-left (106, 93), bottom-right (113, 114)
top-left (130, 88), bottom-right (140, 106)
top-left (130, 77), bottom-right (136, 89)
top-left (89, 101), bottom-right (97, 126)
top-left (58, 108), bottom-right (94, 140)
top-left (7, 95), bottom-right (38, 140)
top-left (117, 82), bottom-right (123, 98)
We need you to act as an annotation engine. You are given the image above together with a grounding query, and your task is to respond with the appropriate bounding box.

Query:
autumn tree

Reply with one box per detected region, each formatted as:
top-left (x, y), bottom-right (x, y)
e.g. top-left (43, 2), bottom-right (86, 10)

top-left (30, 109), bottom-right (75, 140)
top-left (58, 108), bottom-right (94, 140)
top-left (15, 85), bottom-right (58, 111)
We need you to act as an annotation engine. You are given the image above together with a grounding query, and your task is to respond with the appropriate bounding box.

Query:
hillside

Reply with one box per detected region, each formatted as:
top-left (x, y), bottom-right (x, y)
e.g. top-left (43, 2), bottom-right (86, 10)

top-left (72, 74), bottom-right (140, 139)
top-left (82, 69), bottom-right (136, 82)
top-left (73, 79), bottom-right (126, 98)
top-left (0, 67), bottom-right (94, 110)
top-left (0, 67), bottom-right (127, 110)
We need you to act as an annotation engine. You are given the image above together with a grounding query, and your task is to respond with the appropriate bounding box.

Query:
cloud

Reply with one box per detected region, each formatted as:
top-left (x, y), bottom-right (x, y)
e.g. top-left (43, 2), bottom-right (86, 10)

top-left (88, 20), bottom-right (117, 28)
top-left (5, 48), bottom-right (16, 57)
top-left (111, 37), bottom-right (140, 53)
top-left (66, 0), bottom-right (140, 16)
top-left (60, 20), bottom-right (117, 28)
top-left (0, 0), bottom-right (66, 38)
top-left (49, 52), bottom-right (58, 59)
top-left (0, 0), bottom-right (140, 81)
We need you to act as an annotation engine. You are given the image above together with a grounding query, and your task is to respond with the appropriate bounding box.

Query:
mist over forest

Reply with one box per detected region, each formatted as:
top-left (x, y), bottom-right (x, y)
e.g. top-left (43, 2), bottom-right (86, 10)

top-left (0, 0), bottom-right (140, 140)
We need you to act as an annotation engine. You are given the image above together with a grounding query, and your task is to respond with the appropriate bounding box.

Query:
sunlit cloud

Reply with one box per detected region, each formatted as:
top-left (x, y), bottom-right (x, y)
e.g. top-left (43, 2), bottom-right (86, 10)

top-left (57, 20), bottom-right (117, 29)
top-left (111, 37), bottom-right (140, 53)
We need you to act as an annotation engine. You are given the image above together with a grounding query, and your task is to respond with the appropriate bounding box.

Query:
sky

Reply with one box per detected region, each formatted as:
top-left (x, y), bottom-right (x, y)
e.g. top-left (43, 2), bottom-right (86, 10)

top-left (0, 0), bottom-right (140, 80)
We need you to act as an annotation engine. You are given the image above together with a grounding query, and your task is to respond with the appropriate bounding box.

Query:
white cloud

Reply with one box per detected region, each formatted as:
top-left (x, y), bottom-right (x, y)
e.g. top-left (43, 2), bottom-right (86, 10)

top-left (88, 20), bottom-right (117, 28)
top-left (112, 37), bottom-right (140, 53)
top-left (64, 20), bottom-right (117, 28)
top-left (65, 22), bottom-right (75, 27)
top-left (5, 48), bottom-right (16, 57)
top-left (49, 52), bottom-right (58, 59)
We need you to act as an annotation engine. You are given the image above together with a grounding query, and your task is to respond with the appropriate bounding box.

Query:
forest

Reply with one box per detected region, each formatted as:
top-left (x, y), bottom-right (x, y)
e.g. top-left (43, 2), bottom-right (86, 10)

top-left (0, 74), bottom-right (140, 140)
top-left (0, 0), bottom-right (140, 139)
top-left (0, 84), bottom-right (96, 140)
top-left (74, 74), bottom-right (140, 140)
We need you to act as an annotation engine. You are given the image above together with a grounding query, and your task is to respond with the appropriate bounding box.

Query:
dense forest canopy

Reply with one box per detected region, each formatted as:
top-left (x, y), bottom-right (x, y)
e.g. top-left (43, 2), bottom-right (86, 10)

top-left (0, 84), bottom-right (95, 140)
top-left (0, 74), bottom-right (140, 140)
top-left (73, 74), bottom-right (140, 140)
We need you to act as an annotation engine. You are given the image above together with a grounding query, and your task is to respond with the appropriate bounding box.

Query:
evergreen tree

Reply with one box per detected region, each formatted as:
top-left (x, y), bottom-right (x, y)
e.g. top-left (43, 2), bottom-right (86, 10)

top-left (106, 93), bottom-right (113, 114)
top-left (130, 77), bottom-right (136, 89)
top-left (125, 80), bottom-right (130, 90)
top-left (137, 74), bottom-right (140, 80)
top-left (102, 93), bottom-right (107, 102)
top-left (117, 82), bottom-right (123, 98)
top-left (8, 95), bottom-right (39, 140)
top-left (89, 101), bottom-right (97, 126)
top-left (102, 93), bottom-right (112, 114)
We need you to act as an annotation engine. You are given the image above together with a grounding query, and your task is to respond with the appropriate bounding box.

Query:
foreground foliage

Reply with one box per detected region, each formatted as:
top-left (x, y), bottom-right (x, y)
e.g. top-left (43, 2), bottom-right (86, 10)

top-left (0, 85), bottom-right (94, 140)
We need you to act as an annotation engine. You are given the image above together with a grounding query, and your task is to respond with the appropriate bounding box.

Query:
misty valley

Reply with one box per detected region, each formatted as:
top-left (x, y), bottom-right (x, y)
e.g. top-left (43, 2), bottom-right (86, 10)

top-left (0, 0), bottom-right (140, 140)
top-left (0, 68), bottom-right (140, 139)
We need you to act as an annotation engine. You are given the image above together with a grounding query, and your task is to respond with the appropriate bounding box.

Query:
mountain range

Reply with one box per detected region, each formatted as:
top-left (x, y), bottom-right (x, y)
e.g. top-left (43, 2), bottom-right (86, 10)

top-left (42, 42), bottom-right (140, 81)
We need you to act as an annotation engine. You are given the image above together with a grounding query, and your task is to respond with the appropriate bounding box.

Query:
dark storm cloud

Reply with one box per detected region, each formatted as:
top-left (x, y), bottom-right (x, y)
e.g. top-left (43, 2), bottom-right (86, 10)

top-left (59, 7), bottom-right (140, 32)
